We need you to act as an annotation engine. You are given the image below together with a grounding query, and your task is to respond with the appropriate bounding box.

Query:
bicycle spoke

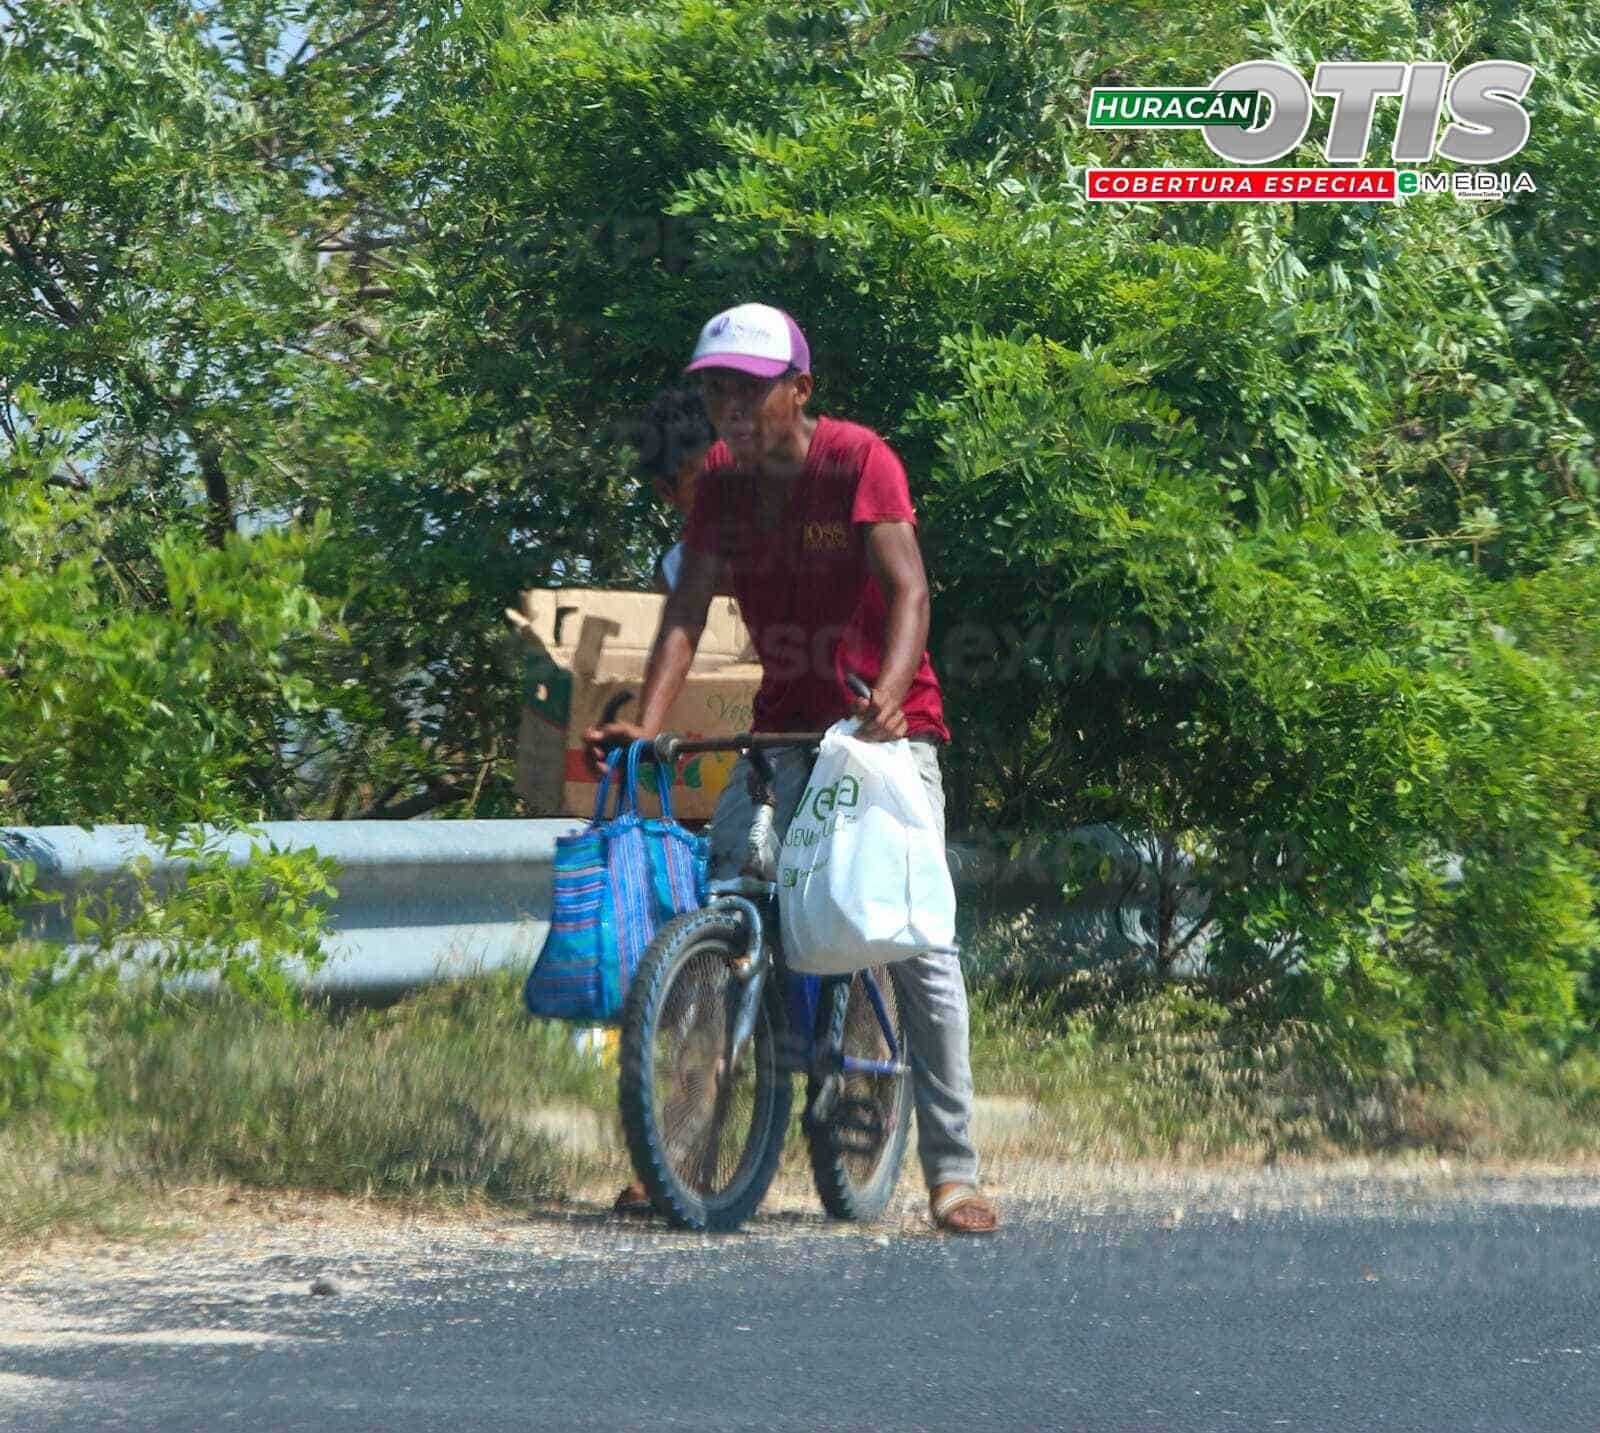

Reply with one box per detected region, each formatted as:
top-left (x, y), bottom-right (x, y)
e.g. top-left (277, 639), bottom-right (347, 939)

top-left (649, 945), bottom-right (767, 1198)
top-left (840, 968), bottom-right (901, 1183)
top-left (619, 908), bottom-right (793, 1232)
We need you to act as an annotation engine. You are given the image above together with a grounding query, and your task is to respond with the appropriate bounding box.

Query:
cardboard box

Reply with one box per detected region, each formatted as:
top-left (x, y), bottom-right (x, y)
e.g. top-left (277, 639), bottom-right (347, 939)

top-left (508, 588), bottom-right (763, 823)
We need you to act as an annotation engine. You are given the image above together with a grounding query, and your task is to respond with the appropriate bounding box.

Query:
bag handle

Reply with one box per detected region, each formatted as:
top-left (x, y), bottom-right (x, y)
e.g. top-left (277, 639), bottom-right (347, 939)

top-left (624, 739), bottom-right (676, 823)
top-left (590, 747), bottom-right (628, 825)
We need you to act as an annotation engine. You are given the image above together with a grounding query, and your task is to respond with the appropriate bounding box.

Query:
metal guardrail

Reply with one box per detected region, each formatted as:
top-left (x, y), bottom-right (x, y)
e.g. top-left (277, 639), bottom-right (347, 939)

top-left (1, 819), bottom-right (1231, 992)
top-left (1, 820), bottom-right (586, 993)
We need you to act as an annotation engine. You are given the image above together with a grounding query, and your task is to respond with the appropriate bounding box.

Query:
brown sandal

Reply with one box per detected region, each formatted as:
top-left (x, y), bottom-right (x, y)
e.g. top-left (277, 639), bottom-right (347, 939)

top-left (930, 1185), bottom-right (1001, 1235)
top-left (613, 1181), bottom-right (654, 1217)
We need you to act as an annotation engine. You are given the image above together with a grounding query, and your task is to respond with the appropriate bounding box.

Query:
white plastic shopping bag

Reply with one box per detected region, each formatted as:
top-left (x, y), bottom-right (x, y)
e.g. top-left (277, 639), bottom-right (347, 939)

top-left (776, 718), bottom-right (957, 974)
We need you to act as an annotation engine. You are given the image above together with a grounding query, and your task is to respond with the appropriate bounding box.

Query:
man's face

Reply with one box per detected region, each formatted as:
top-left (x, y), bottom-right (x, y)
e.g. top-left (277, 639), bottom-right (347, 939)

top-left (697, 367), bottom-right (809, 464)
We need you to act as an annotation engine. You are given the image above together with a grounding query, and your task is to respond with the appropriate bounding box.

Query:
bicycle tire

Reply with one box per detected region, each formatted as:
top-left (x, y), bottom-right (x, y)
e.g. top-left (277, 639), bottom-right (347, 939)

top-left (806, 964), bottom-right (913, 1222)
top-left (618, 905), bottom-right (792, 1232)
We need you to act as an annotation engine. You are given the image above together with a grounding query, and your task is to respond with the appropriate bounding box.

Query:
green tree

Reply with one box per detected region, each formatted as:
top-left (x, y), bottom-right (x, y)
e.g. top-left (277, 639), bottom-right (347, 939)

top-left (4, 0), bottom-right (1596, 1069)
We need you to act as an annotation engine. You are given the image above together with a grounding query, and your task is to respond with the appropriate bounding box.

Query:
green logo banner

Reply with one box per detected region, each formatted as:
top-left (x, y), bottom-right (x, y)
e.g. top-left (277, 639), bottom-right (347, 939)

top-left (1088, 88), bottom-right (1263, 129)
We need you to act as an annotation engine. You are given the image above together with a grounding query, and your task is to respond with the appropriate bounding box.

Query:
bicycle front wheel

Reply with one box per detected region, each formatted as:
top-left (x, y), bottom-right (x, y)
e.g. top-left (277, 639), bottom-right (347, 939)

top-left (618, 906), bottom-right (792, 1232)
top-left (807, 964), bottom-right (913, 1222)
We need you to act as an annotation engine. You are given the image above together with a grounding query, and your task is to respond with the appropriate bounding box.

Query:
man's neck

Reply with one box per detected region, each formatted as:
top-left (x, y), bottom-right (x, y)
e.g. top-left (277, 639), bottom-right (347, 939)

top-left (753, 414), bottom-right (819, 482)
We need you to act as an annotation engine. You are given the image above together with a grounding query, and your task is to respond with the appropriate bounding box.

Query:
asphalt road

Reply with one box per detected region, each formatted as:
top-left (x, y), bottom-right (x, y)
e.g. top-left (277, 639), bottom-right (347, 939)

top-left (3, 1189), bottom-right (1599, 1432)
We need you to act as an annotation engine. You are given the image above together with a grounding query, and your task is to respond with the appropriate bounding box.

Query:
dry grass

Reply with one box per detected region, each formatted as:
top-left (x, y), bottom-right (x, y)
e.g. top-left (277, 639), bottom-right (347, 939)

top-left (967, 973), bottom-right (1600, 1167)
top-left (1, 972), bottom-right (629, 1253)
top-left (7, 947), bottom-right (1600, 1254)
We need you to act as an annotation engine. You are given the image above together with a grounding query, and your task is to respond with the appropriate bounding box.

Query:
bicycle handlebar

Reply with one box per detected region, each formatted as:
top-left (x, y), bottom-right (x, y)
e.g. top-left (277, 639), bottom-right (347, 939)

top-left (595, 673), bottom-right (875, 764)
top-left (651, 729), bottom-right (828, 763)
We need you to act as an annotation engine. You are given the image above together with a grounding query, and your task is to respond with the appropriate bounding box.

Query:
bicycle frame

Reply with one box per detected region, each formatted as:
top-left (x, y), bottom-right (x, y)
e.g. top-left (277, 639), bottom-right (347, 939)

top-left (784, 964), bottom-right (904, 1079)
top-left (703, 871), bottom-right (906, 1079)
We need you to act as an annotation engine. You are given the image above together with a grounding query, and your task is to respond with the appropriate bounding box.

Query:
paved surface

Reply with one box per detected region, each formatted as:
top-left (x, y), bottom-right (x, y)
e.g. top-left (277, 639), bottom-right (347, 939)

top-left (3, 1174), bottom-right (1599, 1431)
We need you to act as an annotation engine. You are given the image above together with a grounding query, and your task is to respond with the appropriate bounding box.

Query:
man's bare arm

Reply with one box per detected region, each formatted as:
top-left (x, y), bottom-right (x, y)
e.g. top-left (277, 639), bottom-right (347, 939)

top-left (582, 544), bottom-right (721, 771)
top-left (857, 521), bottom-right (931, 739)
top-left (637, 544), bottom-right (720, 732)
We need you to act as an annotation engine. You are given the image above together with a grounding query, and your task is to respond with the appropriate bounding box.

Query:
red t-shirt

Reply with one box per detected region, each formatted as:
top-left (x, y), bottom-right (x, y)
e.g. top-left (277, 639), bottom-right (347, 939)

top-left (682, 415), bottom-right (951, 741)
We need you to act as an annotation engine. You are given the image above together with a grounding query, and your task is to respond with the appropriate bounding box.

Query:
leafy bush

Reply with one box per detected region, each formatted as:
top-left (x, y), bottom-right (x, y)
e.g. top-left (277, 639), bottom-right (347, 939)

top-left (1, 396), bottom-right (340, 1117)
top-left (0, 864), bottom-right (107, 1127)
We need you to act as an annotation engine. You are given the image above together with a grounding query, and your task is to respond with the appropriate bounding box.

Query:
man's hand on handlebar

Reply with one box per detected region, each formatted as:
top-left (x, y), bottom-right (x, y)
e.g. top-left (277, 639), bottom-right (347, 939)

top-left (849, 685), bottom-right (909, 742)
top-left (582, 720), bottom-right (652, 778)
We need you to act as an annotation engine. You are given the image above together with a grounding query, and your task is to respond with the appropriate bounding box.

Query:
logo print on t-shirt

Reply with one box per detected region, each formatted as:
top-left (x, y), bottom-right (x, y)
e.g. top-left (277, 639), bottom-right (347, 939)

top-left (803, 521), bottom-right (849, 551)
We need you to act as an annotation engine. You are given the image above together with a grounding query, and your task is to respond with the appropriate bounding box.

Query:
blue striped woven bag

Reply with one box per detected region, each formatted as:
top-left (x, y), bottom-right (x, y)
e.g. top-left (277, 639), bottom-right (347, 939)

top-left (524, 740), bottom-right (709, 1023)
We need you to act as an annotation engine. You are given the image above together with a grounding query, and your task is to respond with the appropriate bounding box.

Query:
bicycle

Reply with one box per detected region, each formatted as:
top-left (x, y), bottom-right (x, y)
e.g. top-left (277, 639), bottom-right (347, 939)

top-left (607, 682), bottom-right (914, 1233)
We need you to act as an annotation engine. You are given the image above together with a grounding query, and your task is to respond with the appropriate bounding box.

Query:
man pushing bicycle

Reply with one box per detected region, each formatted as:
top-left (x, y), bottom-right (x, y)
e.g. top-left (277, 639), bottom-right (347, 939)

top-left (586, 302), bottom-right (999, 1236)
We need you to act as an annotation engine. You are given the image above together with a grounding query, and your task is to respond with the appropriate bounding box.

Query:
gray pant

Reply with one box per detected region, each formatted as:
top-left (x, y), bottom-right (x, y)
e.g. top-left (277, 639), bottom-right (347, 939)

top-left (708, 743), bottom-right (980, 1189)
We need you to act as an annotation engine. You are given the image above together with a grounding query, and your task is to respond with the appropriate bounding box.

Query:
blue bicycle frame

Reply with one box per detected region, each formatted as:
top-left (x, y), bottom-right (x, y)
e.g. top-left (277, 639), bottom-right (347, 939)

top-left (785, 968), bottom-right (904, 1079)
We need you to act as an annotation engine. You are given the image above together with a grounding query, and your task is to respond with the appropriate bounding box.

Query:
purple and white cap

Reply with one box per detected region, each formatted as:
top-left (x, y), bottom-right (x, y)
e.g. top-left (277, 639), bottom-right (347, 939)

top-left (684, 302), bottom-right (810, 380)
